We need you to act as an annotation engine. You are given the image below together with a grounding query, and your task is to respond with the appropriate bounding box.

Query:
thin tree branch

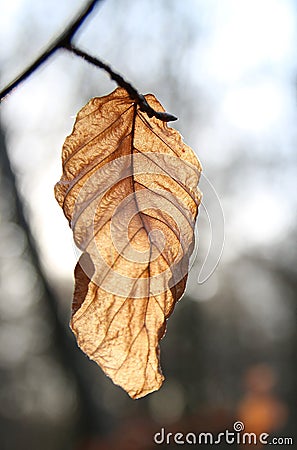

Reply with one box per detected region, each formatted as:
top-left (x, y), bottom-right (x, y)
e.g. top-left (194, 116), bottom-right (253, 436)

top-left (0, 0), bottom-right (177, 122)
top-left (0, 0), bottom-right (101, 100)
top-left (63, 43), bottom-right (178, 122)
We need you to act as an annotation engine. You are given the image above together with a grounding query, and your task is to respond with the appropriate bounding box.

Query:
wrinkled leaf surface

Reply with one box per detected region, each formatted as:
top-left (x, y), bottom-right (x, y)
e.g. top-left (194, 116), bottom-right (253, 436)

top-left (55, 88), bottom-right (202, 398)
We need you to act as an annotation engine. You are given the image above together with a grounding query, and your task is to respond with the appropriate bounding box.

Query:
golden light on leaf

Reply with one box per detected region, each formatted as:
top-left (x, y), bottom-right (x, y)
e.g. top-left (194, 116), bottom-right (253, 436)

top-left (55, 88), bottom-right (202, 398)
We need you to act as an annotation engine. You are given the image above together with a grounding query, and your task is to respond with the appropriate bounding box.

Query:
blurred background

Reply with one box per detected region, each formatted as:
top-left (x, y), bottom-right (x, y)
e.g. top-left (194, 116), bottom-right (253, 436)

top-left (0, 0), bottom-right (296, 448)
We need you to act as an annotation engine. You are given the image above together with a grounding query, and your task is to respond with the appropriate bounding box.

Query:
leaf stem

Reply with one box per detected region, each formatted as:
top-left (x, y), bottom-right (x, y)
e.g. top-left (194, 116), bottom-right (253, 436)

top-left (0, 0), bottom-right (177, 122)
top-left (64, 43), bottom-right (177, 122)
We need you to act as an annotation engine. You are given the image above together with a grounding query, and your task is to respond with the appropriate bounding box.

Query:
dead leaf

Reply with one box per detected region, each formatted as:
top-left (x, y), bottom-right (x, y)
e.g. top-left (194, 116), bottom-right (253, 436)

top-left (55, 87), bottom-right (202, 398)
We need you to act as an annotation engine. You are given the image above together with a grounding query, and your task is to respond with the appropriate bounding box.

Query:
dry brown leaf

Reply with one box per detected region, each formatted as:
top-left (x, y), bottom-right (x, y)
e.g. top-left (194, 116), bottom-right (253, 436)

top-left (55, 87), bottom-right (202, 399)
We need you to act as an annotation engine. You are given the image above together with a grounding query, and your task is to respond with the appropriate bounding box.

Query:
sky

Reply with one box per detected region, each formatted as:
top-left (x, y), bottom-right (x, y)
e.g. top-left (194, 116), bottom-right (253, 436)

top-left (0, 0), bottom-right (296, 284)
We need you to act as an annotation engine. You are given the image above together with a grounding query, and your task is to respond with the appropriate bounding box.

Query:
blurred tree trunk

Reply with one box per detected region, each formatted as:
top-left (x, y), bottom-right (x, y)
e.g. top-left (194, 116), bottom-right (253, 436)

top-left (0, 118), bottom-right (111, 449)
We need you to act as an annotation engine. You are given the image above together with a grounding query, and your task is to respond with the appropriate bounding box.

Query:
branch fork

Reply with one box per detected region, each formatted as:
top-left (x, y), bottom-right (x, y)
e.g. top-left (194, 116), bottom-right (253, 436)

top-left (0, 0), bottom-right (177, 122)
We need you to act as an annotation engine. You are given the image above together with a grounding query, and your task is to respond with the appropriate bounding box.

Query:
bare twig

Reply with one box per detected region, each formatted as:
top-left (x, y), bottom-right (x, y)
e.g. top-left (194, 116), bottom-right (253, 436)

top-left (0, 0), bottom-right (177, 122)
top-left (64, 43), bottom-right (178, 122)
top-left (0, 0), bottom-right (101, 100)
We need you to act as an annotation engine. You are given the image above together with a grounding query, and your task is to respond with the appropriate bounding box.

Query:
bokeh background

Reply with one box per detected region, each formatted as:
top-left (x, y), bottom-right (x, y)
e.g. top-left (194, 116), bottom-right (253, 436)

top-left (0, 0), bottom-right (296, 448)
